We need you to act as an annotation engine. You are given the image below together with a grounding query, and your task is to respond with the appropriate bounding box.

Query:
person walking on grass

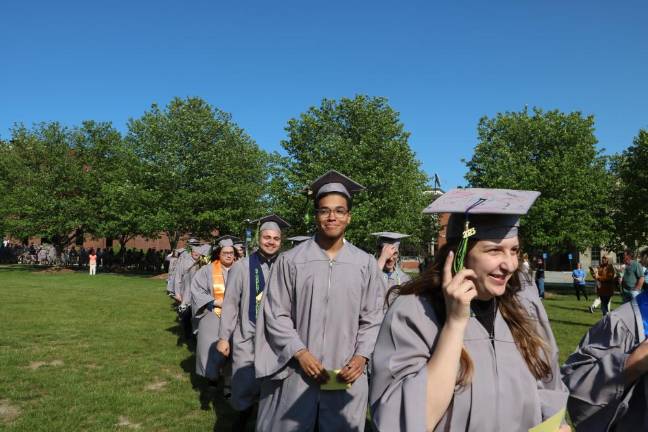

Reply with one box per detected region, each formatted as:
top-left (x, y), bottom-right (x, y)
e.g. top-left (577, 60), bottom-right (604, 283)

top-left (572, 262), bottom-right (588, 301)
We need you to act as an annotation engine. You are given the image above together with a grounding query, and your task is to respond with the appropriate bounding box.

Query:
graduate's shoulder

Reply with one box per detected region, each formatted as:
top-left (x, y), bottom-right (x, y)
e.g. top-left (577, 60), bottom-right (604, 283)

top-left (386, 293), bottom-right (437, 326)
top-left (229, 256), bottom-right (250, 275)
top-left (279, 239), bottom-right (311, 261)
top-left (343, 241), bottom-right (380, 266)
top-left (597, 300), bottom-right (638, 335)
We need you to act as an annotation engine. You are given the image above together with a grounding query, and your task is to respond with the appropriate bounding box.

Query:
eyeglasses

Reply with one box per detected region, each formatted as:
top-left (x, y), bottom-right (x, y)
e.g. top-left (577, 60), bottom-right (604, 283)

top-left (315, 207), bottom-right (349, 218)
top-left (221, 251), bottom-right (235, 256)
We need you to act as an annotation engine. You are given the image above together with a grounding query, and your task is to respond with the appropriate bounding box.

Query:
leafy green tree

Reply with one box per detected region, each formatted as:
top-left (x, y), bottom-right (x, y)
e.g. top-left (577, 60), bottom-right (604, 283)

top-left (464, 107), bottom-right (615, 253)
top-left (269, 95), bottom-right (431, 251)
top-left (126, 97), bottom-right (270, 250)
top-left (612, 129), bottom-right (648, 247)
top-left (2, 123), bottom-right (98, 253)
top-left (69, 121), bottom-right (154, 253)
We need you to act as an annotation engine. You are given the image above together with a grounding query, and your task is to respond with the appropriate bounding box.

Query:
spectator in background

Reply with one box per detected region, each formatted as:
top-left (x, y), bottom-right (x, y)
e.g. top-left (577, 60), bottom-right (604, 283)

top-left (96, 248), bottom-right (103, 268)
top-left (572, 262), bottom-right (588, 301)
top-left (88, 249), bottom-right (97, 275)
top-left (641, 249), bottom-right (648, 291)
top-left (592, 255), bottom-right (616, 316)
top-left (621, 249), bottom-right (644, 302)
top-left (79, 246), bottom-right (88, 268)
top-left (521, 252), bottom-right (531, 277)
top-left (534, 256), bottom-right (545, 299)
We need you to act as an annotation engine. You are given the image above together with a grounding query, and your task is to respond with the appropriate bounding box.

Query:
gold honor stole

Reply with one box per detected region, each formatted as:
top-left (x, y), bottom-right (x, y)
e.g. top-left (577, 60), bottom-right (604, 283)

top-left (211, 260), bottom-right (225, 317)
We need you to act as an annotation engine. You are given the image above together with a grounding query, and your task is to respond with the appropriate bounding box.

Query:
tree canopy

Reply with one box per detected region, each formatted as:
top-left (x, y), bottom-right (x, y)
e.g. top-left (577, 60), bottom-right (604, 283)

top-left (464, 107), bottom-right (616, 253)
top-left (126, 97), bottom-right (271, 249)
top-left (269, 95), bottom-right (432, 251)
top-left (612, 129), bottom-right (648, 248)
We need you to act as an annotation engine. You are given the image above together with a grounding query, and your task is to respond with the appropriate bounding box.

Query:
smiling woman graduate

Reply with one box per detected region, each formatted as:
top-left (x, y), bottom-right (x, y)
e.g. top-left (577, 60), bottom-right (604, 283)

top-left (369, 188), bottom-right (569, 432)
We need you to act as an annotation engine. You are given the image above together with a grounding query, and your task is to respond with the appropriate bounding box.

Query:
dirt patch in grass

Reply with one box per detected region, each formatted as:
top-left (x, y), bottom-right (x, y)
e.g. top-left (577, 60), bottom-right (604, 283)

top-left (116, 416), bottom-right (141, 429)
top-left (28, 359), bottom-right (64, 370)
top-left (145, 380), bottom-right (168, 391)
top-left (34, 267), bottom-right (76, 274)
top-left (149, 273), bottom-right (169, 280)
top-left (0, 399), bottom-right (21, 424)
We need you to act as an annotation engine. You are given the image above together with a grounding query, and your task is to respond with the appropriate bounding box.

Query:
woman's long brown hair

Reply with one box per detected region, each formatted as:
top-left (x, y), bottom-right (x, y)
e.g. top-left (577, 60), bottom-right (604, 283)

top-left (389, 240), bottom-right (552, 387)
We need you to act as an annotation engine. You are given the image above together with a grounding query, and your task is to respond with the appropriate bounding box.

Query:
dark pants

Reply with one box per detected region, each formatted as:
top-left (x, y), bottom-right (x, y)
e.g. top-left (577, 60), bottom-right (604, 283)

top-left (536, 278), bottom-right (545, 298)
top-left (600, 295), bottom-right (611, 315)
top-left (574, 283), bottom-right (588, 301)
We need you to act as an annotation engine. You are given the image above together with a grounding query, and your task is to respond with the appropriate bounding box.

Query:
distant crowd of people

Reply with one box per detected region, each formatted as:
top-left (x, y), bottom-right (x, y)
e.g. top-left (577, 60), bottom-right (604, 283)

top-left (0, 239), bottom-right (172, 273)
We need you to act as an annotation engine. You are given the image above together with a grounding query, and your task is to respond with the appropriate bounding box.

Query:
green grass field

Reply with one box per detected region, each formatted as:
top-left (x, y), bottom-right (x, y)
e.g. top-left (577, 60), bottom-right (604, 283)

top-left (0, 266), bottom-right (617, 431)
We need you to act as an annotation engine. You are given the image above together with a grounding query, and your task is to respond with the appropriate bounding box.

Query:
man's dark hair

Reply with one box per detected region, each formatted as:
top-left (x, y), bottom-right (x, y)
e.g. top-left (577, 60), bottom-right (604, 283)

top-left (624, 248), bottom-right (635, 259)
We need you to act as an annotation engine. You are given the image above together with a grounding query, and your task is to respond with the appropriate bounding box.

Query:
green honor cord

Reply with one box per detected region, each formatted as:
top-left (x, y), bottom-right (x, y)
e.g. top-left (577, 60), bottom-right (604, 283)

top-left (452, 198), bottom-right (486, 275)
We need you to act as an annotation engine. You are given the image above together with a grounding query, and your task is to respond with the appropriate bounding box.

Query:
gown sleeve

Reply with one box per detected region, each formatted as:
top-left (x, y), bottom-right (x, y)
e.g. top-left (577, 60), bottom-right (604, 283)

top-left (218, 261), bottom-right (243, 341)
top-left (561, 309), bottom-right (637, 428)
top-left (370, 295), bottom-right (438, 432)
top-left (355, 257), bottom-right (387, 359)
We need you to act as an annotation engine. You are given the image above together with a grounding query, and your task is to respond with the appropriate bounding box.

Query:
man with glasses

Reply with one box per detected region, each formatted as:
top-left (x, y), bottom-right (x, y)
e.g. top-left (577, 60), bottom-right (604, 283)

top-left (254, 170), bottom-right (386, 431)
top-left (216, 215), bottom-right (289, 429)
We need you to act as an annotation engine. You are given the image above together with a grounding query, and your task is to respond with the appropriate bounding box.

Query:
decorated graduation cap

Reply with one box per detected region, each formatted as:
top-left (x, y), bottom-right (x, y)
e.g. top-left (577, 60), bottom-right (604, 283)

top-left (215, 235), bottom-right (239, 248)
top-left (423, 188), bottom-right (540, 273)
top-left (287, 235), bottom-right (311, 244)
top-left (309, 170), bottom-right (365, 200)
top-left (371, 232), bottom-right (411, 251)
top-left (251, 214), bottom-right (291, 233)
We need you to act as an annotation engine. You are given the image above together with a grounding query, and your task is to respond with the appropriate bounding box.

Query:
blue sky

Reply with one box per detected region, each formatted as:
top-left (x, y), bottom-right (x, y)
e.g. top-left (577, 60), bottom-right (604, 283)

top-left (1, 0), bottom-right (647, 189)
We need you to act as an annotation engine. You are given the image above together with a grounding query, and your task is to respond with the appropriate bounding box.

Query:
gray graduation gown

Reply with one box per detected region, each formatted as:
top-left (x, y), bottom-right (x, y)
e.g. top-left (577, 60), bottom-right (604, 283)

top-left (254, 238), bottom-right (386, 432)
top-left (383, 267), bottom-right (411, 289)
top-left (561, 299), bottom-right (648, 431)
top-left (166, 255), bottom-right (178, 294)
top-left (191, 262), bottom-right (231, 380)
top-left (369, 279), bottom-right (568, 432)
top-left (174, 252), bottom-right (198, 305)
top-left (217, 252), bottom-right (273, 411)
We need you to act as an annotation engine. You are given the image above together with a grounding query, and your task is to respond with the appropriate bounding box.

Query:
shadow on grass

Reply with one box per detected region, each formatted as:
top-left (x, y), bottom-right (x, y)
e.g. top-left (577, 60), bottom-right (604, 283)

top-left (177, 338), bottom-right (252, 430)
top-left (548, 319), bottom-right (597, 329)
top-left (549, 304), bottom-right (596, 313)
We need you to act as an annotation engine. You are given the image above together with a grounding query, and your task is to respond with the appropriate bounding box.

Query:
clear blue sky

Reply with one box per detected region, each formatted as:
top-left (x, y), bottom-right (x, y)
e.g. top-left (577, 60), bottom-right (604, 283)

top-left (2, 0), bottom-right (647, 189)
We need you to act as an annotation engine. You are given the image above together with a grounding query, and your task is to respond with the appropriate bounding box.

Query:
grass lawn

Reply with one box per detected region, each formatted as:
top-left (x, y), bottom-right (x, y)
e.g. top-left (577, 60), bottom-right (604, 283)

top-left (0, 266), bottom-right (239, 431)
top-left (0, 266), bottom-right (617, 430)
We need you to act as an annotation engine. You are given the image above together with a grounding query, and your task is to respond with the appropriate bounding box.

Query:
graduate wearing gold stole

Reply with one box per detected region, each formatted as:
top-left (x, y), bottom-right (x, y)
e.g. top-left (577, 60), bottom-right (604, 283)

top-left (191, 236), bottom-right (237, 381)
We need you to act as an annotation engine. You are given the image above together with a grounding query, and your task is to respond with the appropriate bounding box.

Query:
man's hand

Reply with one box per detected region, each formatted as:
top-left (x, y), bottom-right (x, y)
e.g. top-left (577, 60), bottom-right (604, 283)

top-left (377, 244), bottom-right (398, 270)
top-left (338, 355), bottom-right (367, 384)
top-left (295, 349), bottom-right (328, 383)
top-left (216, 339), bottom-right (230, 357)
top-left (558, 424), bottom-right (571, 432)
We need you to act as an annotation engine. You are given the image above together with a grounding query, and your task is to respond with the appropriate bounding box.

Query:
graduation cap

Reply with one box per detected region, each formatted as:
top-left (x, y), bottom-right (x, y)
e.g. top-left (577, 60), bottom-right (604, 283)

top-left (215, 235), bottom-right (239, 248)
top-left (309, 170), bottom-right (365, 200)
top-left (187, 238), bottom-right (201, 246)
top-left (423, 188), bottom-right (540, 273)
top-left (251, 214), bottom-right (291, 233)
top-left (287, 235), bottom-right (311, 244)
top-left (192, 244), bottom-right (212, 256)
top-left (371, 232), bottom-right (411, 251)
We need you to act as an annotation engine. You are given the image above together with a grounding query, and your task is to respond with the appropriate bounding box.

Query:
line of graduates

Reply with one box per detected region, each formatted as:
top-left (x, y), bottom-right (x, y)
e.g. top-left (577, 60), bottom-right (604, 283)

top-left (165, 170), bottom-right (648, 432)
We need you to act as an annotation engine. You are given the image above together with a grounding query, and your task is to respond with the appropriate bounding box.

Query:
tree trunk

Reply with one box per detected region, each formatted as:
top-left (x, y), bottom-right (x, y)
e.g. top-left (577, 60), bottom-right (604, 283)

top-left (168, 230), bottom-right (180, 252)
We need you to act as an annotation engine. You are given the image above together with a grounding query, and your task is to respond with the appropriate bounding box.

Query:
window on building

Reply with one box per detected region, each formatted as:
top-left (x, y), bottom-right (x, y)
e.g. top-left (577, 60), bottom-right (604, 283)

top-left (591, 246), bottom-right (601, 265)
